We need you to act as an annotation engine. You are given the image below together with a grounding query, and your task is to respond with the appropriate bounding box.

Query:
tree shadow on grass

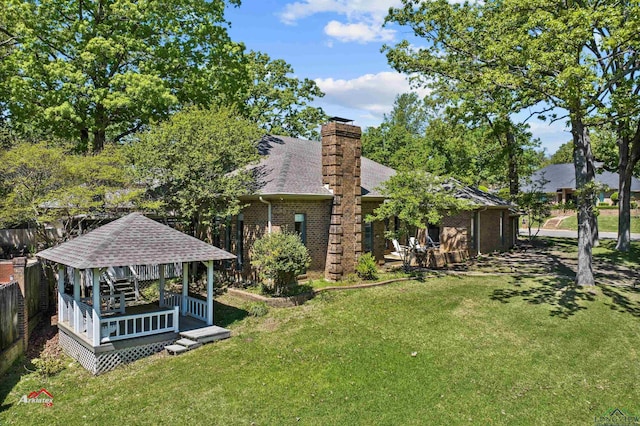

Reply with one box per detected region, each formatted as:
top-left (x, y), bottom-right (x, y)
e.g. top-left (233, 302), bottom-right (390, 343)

top-left (214, 300), bottom-right (249, 328)
top-left (490, 275), bottom-right (595, 319)
top-left (599, 285), bottom-right (640, 318)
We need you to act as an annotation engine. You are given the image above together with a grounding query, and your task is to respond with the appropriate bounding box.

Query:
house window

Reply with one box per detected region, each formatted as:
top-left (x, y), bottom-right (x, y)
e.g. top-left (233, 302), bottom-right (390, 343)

top-left (470, 212), bottom-right (479, 251)
top-left (427, 224), bottom-right (440, 244)
top-left (294, 213), bottom-right (306, 245)
top-left (363, 222), bottom-right (374, 253)
top-left (236, 213), bottom-right (244, 268)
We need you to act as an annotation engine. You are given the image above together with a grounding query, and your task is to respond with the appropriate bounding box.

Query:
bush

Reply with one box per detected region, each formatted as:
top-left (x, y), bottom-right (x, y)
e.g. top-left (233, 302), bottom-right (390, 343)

top-left (598, 201), bottom-right (610, 207)
top-left (356, 253), bottom-right (378, 281)
top-left (245, 301), bottom-right (269, 317)
top-left (611, 191), bottom-right (619, 205)
top-left (32, 355), bottom-right (65, 377)
top-left (477, 185), bottom-right (489, 193)
top-left (632, 201), bottom-right (638, 209)
top-left (251, 231), bottom-right (311, 296)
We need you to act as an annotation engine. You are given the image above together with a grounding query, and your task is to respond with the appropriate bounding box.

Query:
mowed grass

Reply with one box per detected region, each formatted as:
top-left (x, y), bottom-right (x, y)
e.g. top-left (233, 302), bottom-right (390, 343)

top-left (2, 276), bottom-right (640, 425)
top-left (559, 214), bottom-right (640, 233)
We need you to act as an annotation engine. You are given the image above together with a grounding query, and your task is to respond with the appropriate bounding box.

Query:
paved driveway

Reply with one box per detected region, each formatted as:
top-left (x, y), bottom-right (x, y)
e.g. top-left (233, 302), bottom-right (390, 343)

top-left (519, 228), bottom-right (640, 241)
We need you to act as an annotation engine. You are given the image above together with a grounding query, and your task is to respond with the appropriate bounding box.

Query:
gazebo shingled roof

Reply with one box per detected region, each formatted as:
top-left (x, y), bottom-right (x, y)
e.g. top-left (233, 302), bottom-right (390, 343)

top-left (37, 212), bottom-right (235, 269)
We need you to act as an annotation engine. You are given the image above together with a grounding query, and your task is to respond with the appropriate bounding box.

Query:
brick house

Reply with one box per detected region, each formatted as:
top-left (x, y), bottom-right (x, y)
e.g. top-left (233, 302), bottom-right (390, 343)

top-left (223, 119), bottom-right (518, 281)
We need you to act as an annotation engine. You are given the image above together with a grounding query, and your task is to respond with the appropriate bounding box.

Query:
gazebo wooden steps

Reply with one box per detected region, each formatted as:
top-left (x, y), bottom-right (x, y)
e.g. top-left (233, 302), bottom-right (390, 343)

top-left (165, 325), bottom-right (230, 355)
top-left (100, 280), bottom-right (137, 302)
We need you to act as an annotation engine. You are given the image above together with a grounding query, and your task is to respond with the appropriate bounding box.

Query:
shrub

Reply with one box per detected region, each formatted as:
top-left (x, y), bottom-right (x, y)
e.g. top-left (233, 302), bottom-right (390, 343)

top-left (32, 356), bottom-right (65, 377)
top-left (632, 201), bottom-right (638, 209)
top-left (356, 253), bottom-right (378, 281)
top-left (611, 191), bottom-right (619, 205)
top-left (477, 185), bottom-right (489, 193)
top-left (245, 301), bottom-right (269, 317)
top-left (598, 202), bottom-right (610, 207)
top-left (251, 231), bottom-right (311, 296)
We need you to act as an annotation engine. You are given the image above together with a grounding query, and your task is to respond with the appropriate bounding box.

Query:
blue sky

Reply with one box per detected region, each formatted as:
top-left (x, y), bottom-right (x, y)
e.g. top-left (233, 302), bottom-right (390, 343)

top-left (226, 0), bottom-right (570, 155)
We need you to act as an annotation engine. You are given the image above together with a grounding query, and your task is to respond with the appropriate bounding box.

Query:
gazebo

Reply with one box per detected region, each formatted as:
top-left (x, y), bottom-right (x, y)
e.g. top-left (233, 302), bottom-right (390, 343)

top-left (37, 212), bottom-right (236, 374)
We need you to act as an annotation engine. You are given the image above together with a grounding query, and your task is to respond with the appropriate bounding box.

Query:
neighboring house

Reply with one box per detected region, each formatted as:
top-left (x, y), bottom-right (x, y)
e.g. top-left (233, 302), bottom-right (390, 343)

top-left (223, 119), bottom-right (518, 281)
top-left (524, 163), bottom-right (640, 204)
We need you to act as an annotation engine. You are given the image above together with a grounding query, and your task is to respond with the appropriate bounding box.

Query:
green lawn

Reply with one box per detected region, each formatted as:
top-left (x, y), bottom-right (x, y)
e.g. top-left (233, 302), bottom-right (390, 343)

top-left (2, 274), bottom-right (640, 425)
top-left (558, 214), bottom-right (640, 233)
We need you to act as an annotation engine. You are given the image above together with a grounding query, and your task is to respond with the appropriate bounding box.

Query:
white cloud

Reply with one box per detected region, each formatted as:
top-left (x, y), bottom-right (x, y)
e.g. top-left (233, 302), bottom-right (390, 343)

top-left (324, 20), bottom-right (395, 43)
top-left (314, 71), bottom-right (430, 122)
top-left (279, 0), bottom-right (401, 25)
top-left (279, 0), bottom-right (402, 43)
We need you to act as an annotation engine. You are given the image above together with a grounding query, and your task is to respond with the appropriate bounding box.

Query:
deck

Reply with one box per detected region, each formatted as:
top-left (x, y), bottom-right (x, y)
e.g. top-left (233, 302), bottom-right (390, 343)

top-left (58, 302), bottom-right (229, 375)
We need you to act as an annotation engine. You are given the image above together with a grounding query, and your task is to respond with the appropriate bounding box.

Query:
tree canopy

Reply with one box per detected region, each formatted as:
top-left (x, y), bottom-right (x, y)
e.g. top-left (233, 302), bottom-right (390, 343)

top-left (0, 0), bottom-right (247, 152)
top-left (128, 106), bottom-right (262, 242)
top-left (0, 142), bottom-right (141, 247)
top-left (242, 51), bottom-right (326, 140)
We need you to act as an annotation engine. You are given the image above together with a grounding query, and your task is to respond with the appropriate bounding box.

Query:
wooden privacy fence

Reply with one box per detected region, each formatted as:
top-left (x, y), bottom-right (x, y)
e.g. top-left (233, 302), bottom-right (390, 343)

top-left (0, 258), bottom-right (48, 376)
top-left (0, 282), bottom-right (20, 353)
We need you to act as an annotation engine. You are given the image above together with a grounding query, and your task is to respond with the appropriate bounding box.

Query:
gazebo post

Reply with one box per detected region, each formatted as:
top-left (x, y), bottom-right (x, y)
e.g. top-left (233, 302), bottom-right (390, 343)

top-left (182, 262), bottom-right (189, 317)
top-left (92, 268), bottom-right (101, 346)
top-left (207, 261), bottom-right (214, 326)
top-left (57, 265), bottom-right (65, 322)
top-left (159, 264), bottom-right (165, 307)
top-left (73, 268), bottom-right (81, 333)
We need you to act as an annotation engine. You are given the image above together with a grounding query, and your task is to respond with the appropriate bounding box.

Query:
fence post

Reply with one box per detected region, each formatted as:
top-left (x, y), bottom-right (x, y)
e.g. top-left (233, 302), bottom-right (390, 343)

top-left (12, 257), bottom-right (28, 347)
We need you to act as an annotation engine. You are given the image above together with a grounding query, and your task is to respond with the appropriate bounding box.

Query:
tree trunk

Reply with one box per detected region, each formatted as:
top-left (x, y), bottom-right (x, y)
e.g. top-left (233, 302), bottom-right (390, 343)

top-left (79, 127), bottom-right (89, 153)
top-left (616, 130), bottom-right (632, 251)
top-left (506, 127), bottom-right (520, 198)
top-left (616, 120), bottom-right (640, 251)
top-left (571, 117), bottom-right (595, 286)
top-left (92, 103), bottom-right (106, 153)
top-left (585, 131), bottom-right (599, 247)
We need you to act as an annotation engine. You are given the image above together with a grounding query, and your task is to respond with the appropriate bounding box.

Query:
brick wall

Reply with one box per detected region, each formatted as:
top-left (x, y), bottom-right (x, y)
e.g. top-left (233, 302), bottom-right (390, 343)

top-left (0, 262), bottom-right (13, 283)
top-left (228, 199), bottom-right (333, 275)
top-left (322, 122), bottom-right (362, 280)
top-left (441, 211), bottom-right (473, 254)
top-left (441, 208), bottom-right (515, 255)
top-left (225, 198), bottom-right (387, 278)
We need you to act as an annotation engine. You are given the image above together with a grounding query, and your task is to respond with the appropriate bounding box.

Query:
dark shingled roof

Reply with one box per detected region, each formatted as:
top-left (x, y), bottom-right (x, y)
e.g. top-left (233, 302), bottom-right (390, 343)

top-left (37, 213), bottom-right (235, 269)
top-left (248, 135), bottom-right (395, 198)
top-left (522, 163), bottom-right (640, 192)
top-left (456, 185), bottom-right (513, 207)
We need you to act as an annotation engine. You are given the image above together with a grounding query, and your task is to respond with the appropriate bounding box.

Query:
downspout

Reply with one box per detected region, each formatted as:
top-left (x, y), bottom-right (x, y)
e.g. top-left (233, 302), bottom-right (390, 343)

top-left (259, 197), bottom-right (272, 234)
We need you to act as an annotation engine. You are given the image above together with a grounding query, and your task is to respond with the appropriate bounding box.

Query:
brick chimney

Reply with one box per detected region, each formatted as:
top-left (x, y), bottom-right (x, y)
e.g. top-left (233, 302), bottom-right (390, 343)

top-left (322, 118), bottom-right (362, 281)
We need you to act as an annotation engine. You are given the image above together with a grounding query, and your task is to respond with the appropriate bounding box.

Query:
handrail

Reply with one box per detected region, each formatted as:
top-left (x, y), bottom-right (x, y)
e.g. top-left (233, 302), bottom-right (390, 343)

top-left (100, 306), bottom-right (179, 342)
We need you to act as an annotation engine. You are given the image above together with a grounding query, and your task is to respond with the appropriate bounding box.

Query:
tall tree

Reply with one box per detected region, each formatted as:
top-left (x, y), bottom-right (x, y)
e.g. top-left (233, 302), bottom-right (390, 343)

top-left (384, 0), bottom-right (625, 285)
top-left (0, 0), bottom-right (246, 153)
top-left (128, 106), bottom-right (262, 242)
top-left (384, 3), bottom-right (540, 198)
top-left (242, 51), bottom-right (326, 140)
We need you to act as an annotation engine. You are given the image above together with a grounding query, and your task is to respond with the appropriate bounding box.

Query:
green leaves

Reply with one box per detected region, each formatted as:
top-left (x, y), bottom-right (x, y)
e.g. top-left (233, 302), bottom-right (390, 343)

top-left (241, 51), bottom-right (326, 140)
top-left (0, 0), bottom-right (245, 151)
top-left (128, 106), bottom-right (262, 238)
top-left (251, 231), bottom-right (311, 296)
top-left (0, 141), bottom-right (141, 246)
top-left (368, 171), bottom-right (472, 230)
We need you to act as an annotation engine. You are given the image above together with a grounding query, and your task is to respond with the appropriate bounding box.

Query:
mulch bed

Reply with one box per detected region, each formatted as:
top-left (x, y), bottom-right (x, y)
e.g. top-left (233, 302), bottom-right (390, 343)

top-left (26, 314), bottom-right (61, 361)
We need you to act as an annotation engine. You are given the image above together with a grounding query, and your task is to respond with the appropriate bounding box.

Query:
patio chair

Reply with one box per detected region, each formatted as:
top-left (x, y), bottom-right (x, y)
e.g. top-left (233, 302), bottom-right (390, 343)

top-left (409, 237), bottom-right (422, 250)
top-left (391, 239), bottom-right (409, 257)
top-left (426, 235), bottom-right (440, 249)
